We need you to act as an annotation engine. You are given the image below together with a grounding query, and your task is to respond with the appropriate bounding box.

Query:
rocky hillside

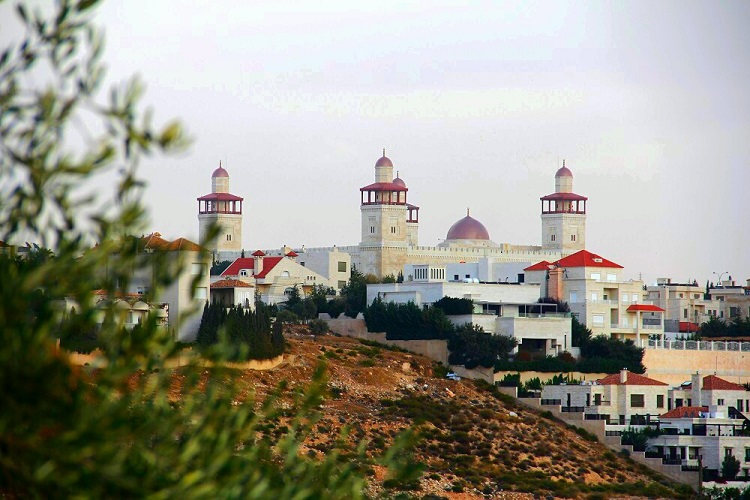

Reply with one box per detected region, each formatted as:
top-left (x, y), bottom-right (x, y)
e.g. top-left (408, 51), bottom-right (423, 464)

top-left (169, 328), bottom-right (694, 499)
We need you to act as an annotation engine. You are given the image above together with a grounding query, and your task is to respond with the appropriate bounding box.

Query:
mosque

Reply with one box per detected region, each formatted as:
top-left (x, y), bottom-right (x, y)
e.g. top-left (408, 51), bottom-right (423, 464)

top-left (197, 151), bottom-right (589, 282)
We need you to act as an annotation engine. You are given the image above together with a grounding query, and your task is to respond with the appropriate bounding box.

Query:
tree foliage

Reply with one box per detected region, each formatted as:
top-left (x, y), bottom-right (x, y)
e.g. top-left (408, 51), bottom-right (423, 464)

top-left (196, 302), bottom-right (283, 361)
top-left (448, 323), bottom-right (517, 369)
top-left (0, 2), bottom-right (413, 497)
top-left (432, 296), bottom-right (473, 315)
top-left (721, 453), bottom-right (741, 480)
top-left (363, 298), bottom-right (453, 340)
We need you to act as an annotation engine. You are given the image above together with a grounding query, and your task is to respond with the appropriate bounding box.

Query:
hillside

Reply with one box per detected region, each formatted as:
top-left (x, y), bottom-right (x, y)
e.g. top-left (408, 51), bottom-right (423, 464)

top-left (165, 328), bottom-right (693, 499)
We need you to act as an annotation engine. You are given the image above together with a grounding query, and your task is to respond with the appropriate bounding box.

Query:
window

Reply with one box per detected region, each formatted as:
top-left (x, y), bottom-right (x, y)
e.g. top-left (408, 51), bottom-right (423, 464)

top-left (194, 287), bottom-right (208, 300)
top-left (191, 263), bottom-right (206, 275)
top-left (738, 400), bottom-right (744, 412)
top-left (592, 314), bottom-right (604, 326)
top-left (607, 274), bottom-right (616, 282)
top-left (590, 273), bottom-right (601, 281)
top-left (370, 227), bottom-right (375, 234)
top-left (725, 447), bottom-right (733, 457)
top-left (718, 399), bottom-right (724, 405)
top-left (454, 275), bottom-right (459, 281)
top-left (550, 234), bottom-right (556, 242)
top-left (679, 293), bottom-right (683, 298)
top-left (337, 261), bottom-right (347, 273)
top-left (632, 294), bottom-right (638, 303)
top-left (239, 269), bottom-right (248, 277)
top-left (657, 395), bottom-right (664, 408)
top-left (631, 394), bottom-right (645, 408)
top-left (675, 398), bottom-right (683, 408)
top-left (338, 280), bottom-right (346, 289)
top-left (570, 234), bottom-right (576, 242)
top-left (390, 227), bottom-right (396, 234)
top-left (569, 291), bottom-right (578, 303)
top-left (683, 308), bottom-right (688, 319)
top-left (591, 292), bottom-right (598, 301)
top-left (226, 234), bottom-right (232, 241)
top-left (745, 448), bottom-right (750, 462)
top-left (465, 274), bottom-right (470, 279)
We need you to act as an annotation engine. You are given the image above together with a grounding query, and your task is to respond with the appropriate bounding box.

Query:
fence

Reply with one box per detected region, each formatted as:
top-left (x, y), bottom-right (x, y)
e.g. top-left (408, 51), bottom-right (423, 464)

top-left (646, 340), bottom-right (750, 352)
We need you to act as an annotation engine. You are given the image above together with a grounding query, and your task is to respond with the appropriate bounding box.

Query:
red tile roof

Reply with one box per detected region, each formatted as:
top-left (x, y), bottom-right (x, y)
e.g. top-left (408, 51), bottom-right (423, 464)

top-left (524, 260), bottom-right (554, 272)
top-left (525, 250), bottom-right (623, 274)
top-left (556, 250), bottom-right (623, 269)
top-left (597, 371), bottom-right (668, 386)
top-left (211, 279), bottom-right (253, 289)
top-left (660, 406), bottom-right (708, 419)
top-left (251, 250), bottom-right (265, 257)
top-left (540, 192), bottom-right (588, 202)
top-left (703, 375), bottom-right (747, 391)
top-left (359, 181), bottom-right (408, 192)
top-left (164, 237), bottom-right (203, 252)
top-left (140, 232), bottom-right (170, 250)
top-left (221, 257), bottom-right (283, 279)
top-left (626, 304), bottom-right (665, 312)
top-left (197, 192), bottom-right (244, 202)
top-left (286, 251), bottom-right (299, 257)
top-left (222, 258), bottom-right (255, 276)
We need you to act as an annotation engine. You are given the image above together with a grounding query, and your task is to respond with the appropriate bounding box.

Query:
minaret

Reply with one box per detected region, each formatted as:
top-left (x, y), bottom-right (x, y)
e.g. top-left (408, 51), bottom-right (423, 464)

top-left (359, 150), bottom-right (409, 277)
top-left (197, 162), bottom-right (243, 257)
top-left (540, 160), bottom-right (587, 254)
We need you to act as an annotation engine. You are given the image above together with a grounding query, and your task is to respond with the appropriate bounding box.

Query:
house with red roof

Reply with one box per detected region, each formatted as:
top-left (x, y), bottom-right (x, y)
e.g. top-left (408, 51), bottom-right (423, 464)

top-left (541, 369), bottom-right (670, 427)
top-left (524, 249), bottom-right (664, 345)
top-left (219, 250), bottom-right (332, 305)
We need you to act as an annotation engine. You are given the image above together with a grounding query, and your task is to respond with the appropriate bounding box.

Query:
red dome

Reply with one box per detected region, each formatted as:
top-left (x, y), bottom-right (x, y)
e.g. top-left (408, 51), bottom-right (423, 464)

top-left (212, 165), bottom-right (229, 178)
top-left (392, 173), bottom-right (406, 187)
top-left (446, 213), bottom-right (490, 240)
top-left (375, 155), bottom-right (393, 168)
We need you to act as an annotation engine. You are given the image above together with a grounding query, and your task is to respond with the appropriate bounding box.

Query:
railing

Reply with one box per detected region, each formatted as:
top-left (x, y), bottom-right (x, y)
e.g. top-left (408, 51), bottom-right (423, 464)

top-left (541, 399), bottom-right (561, 406)
top-left (646, 340), bottom-right (750, 351)
top-left (586, 414), bottom-right (610, 421)
top-left (662, 458), bottom-right (683, 466)
top-left (604, 430), bottom-right (621, 436)
top-left (591, 401), bottom-right (611, 407)
top-left (561, 406), bottom-right (585, 413)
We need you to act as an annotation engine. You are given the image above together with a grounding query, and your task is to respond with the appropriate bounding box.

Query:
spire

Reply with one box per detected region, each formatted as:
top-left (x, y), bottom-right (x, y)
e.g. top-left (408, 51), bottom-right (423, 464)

top-left (383, 148), bottom-right (386, 157)
top-left (467, 208), bottom-right (470, 217)
top-left (562, 159), bottom-right (565, 168)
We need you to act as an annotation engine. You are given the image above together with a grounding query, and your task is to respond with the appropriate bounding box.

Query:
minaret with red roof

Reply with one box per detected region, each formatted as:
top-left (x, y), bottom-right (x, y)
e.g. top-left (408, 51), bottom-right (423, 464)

top-left (540, 160), bottom-right (587, 254)
top-left (359, 150), bottom-right (410, 277)
top-left (197, 162), bottom-right (244, 255)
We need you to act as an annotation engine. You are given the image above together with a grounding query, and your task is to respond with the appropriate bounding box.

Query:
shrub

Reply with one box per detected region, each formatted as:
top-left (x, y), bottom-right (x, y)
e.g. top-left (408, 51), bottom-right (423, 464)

top-left (276, 309), bottom-right (299, 324)
top-left (308, 318), bottom-right (329, 335)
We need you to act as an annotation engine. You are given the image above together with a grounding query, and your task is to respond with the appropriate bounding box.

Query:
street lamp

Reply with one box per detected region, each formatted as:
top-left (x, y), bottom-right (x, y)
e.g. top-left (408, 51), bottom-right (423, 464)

top-left (713, 271), bottom-right (729, 288)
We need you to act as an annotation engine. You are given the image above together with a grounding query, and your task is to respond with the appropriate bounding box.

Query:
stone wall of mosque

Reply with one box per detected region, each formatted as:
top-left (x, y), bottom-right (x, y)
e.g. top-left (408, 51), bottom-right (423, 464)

top-left (198, 213), bottom-right (242, 253)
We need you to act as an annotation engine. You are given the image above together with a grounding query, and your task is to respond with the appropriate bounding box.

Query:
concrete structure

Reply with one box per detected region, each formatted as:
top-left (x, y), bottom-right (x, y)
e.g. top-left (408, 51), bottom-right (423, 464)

top-left (220, 250), bottom-right (333, 305)
top-left (668, 373), bottom-right (750, 416)
top-left (197, 163), bottom-right (243, 259)
top-left (709, 278), bottom-right (750, 322)
top-left (525, 249), bottom-right (665, 345)
top-left (541, 369), bottom-right (669, 426)
top-left (367, 279), bottom-right (572, 356)
top-left (271, 245), bottom-right (351, 291)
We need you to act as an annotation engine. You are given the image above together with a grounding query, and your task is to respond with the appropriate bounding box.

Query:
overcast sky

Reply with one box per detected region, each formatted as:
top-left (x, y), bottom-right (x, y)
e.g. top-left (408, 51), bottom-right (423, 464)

top-left (3, 1), bottom-right (748, 285)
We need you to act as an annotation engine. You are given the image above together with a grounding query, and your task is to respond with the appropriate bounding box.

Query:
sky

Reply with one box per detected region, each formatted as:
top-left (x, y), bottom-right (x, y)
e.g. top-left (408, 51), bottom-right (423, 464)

top-left (2, 1), bottom-right (748, 285)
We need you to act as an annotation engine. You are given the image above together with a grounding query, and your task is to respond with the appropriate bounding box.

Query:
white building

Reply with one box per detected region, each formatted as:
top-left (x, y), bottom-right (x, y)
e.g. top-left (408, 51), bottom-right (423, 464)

top-left (525, 249), bottom-right (665, 345)
top-left (367, 275), bottom-right (572, 356)
top-left (197, 163), bottom-right (244, 259)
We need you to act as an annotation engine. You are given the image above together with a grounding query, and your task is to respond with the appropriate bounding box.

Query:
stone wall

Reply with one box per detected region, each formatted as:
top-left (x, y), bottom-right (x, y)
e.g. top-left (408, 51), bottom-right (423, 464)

top-left (65, 348), bottom-right (285, 371)
top-left (325, 316), bottom-right (449, 364)
top-left (644, 348), bottom-right (750, 386)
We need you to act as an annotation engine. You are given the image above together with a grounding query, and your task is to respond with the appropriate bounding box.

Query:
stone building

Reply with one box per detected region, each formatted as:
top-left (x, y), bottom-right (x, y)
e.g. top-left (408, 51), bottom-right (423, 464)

top-left (197, 163), bottom-right (244, 259)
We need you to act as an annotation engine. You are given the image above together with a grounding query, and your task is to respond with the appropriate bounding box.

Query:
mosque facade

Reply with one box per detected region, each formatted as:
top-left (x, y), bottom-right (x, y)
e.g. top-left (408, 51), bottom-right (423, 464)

top-left (339, 151), bottom-right (588, 278)
top-left (198, 152), bottom-right (590, 281)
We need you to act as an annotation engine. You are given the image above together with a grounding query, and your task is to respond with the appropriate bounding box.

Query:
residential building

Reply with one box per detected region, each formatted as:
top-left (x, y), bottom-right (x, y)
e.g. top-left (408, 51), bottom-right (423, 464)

top-left (646, 278), bottom-right (720, 333)
top-left (219, 250), bottom-right (332, 305)
top-left (525, 250), bottom-right (665, 345)
top-left (709, 278), bottom-right (750, 322)
top-left (367, 276), bottom-right (572, 356)
top-left (541, 369), bottom-right (669, 426)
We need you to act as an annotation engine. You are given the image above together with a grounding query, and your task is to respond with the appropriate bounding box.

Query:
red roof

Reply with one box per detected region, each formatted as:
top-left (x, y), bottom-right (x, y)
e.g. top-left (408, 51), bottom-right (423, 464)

top-left (197, 192), bottom-right (244, 202)
top-left (139, 232), bottom-right (170, 250)
top-left (220, 256), bottom-right (283, 279)
top-left (556, 250), bottom-right (623, 269)
top-left (524, 260), bottom-right (554, 272)
top-left (525, 250), bottom-right (623, 273)
top-left (679, 321), bottom-right (700, 333)
top-left (597, 371), bottom-right (668, 386)
top-left (626, 304), bottom-right (665, 312)
top-left (540, 192), bottom-right (588, 202)
top-left (555, 165), bottom-right (573, 178)
top-left (285, 251), bottom-right (298, 257)
top-left (703, 375), bottom-right (746, 392)
top-left (375, 155), bottom-right (393, 167)
top-left (446, 214), bottom-right (490, 240)
top-left (211, 279), bottom-right (253, 289)
top-left (251, 250), bottom-right (265, 257)
top-left (661, 406), bottom-right (708, 419)
top-left (212, 165), bottom-right (229, 178)
top-left (164, 237), bottom-right (203, 252)
top-left (360, 181), bottom-right (408, 192)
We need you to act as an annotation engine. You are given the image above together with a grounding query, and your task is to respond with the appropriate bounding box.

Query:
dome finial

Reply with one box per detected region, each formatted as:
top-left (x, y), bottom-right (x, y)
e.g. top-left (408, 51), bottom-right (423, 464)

top-left (562, 159), bottom-right (565, 168)
top-left (467, 207), bottom-right (470, 217)
top-left (383, 148), bottom-right (386, 157)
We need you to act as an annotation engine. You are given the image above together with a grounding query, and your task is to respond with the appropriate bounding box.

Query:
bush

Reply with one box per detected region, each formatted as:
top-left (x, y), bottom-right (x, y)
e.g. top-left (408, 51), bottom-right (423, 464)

top-left (432, 296), bottom-right (473, 315)
top-left (448, 323), bottom-right (516, 369)
top-left (721, 453), bottom-right (741, 480)
top-left (308, 319), bottom-right (329, 335)
top-left (276, 309), bottom-right (299, 325)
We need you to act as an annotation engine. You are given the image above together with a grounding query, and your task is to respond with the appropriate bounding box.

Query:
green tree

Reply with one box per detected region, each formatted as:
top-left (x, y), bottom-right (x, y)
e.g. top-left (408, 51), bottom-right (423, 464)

top-left (0, 2), bottom-right (414, 496)
top-left (447, 323), bottom-right (517, 369)
top-left (721, 453), bottom-right (741, 480)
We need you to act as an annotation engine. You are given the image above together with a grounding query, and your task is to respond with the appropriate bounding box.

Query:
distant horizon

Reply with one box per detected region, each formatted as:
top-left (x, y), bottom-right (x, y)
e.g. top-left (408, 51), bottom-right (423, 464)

top-left (1, 1), bottom-right (747, 286)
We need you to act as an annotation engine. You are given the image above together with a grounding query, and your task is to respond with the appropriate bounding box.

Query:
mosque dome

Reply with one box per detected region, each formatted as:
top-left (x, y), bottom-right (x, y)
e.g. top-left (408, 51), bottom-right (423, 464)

top-left (446, 211), bottom-right (490, 240)
top-left (212, 165), bottom-right (229, 178)
top-left (392, 172), bottom-right (406, 188)
top-left (555, 164), bottom-right (572, 178)
top-left (375, 149), bottom-right (393, 168)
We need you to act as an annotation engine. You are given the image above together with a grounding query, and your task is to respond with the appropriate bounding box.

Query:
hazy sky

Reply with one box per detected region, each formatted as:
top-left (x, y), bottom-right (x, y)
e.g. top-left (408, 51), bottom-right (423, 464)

top-left (3, 1), bottom-right (748, 284)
